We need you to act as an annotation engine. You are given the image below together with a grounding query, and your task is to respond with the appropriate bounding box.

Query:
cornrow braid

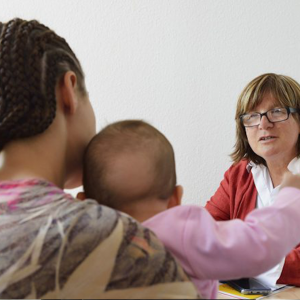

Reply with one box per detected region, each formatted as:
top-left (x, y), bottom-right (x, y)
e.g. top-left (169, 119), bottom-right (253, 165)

top-left (0, 18), bottom-right (86, 150)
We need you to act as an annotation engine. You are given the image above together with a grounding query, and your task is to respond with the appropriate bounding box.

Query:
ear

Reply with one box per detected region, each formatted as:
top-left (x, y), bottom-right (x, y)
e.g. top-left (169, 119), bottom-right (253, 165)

top-left (167, 185), bottom-right (183, 209)
top-left (57, 71), bottom-right (79, 115)
top-left (76, 191), bottom-right (86, 201)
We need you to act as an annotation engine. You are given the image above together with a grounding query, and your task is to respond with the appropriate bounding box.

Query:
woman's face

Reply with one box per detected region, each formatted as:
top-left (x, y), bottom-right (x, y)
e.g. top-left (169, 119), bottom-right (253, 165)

top-left (245, 93), bottom-right (300, 165)
top-left (78, 93), bottom-right (96, 143)
top-left (65, 91), bottom-right (96, 188)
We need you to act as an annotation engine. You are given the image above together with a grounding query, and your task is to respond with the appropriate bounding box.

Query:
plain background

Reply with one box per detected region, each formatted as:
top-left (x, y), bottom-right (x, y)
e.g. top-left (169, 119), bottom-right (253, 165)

top-left (1, 0), bottom-right (300, 205)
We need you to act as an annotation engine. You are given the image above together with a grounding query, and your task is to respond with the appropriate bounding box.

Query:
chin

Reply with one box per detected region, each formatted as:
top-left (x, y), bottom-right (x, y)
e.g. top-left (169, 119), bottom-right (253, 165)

top-left (256, 147), bottom-right (279, 158)
top-left (259, 152), bottom-right (283, 163)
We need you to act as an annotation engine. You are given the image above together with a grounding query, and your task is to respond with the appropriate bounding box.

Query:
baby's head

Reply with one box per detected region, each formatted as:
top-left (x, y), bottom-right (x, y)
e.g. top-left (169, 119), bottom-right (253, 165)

top-left (82, 120), bottom-right (183, 222)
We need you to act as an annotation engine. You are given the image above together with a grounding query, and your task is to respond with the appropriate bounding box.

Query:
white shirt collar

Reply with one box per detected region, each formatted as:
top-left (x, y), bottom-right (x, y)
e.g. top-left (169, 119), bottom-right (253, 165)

top-left (287, 157), bottom-right (300, 174)
top-left (247, 156), bottom-right (300, 174)
top-left (246, 161), bottom-right (254, 173)
top-left (249, 156), bottom-right (300, 209)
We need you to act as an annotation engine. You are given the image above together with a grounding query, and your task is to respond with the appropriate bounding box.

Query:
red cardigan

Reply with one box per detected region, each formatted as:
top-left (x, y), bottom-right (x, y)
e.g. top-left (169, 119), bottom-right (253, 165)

top-left (205, 159), bottom-right (300, 286)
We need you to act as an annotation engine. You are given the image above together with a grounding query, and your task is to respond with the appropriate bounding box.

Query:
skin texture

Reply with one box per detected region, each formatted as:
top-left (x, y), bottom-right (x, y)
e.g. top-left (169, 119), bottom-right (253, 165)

top-left (245, 93), bottom-right (300, 187)
top-left (117, 184), bottom-right (183, 223)
top-left (281, 171), bottom-right (300, 190)
top-left (0, 71), bottom-right (96, 189)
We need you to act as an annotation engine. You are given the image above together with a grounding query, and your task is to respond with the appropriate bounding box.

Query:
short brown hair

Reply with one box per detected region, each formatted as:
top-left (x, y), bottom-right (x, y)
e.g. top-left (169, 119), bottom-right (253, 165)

top-left (83, 120), bottom-right (176, 209)
top-left (231, 73), bottom-right (300, 165)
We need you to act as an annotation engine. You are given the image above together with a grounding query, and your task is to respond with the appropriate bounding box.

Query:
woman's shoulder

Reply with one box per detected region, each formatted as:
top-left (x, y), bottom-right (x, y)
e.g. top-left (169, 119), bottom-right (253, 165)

top-left (0, 179), bottom-right (199, 299)
top-left (226, 159), bottom-right (251, 178)
top-left (229, 159), bottom-right (250, 170)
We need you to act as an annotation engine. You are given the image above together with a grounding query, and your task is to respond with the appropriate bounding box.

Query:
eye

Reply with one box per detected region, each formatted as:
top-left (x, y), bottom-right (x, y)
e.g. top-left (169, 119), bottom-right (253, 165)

top-left (270, 108), bottom-right (286, 115)
top-left (245, 113), bottom-right (259, 120)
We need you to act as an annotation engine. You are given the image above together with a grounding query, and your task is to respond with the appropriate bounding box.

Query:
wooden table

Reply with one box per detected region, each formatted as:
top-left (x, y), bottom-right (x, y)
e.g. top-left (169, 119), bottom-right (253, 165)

top-left (218, 287), bottom-right (300, 299)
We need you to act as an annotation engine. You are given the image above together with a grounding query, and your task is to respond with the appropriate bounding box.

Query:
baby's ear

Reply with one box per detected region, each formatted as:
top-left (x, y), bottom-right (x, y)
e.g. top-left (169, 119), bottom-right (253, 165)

top-left (76, 191), bottom-right (86, 201)
top-left (167, 185), bottom-right (183, 209)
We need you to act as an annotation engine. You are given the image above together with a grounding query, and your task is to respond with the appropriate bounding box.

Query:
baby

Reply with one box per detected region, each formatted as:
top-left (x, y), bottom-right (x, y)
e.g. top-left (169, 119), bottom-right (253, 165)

top-left (80, 120), bottom-right (300, 299)
top-left (82, 120), bottom-right (182, 222)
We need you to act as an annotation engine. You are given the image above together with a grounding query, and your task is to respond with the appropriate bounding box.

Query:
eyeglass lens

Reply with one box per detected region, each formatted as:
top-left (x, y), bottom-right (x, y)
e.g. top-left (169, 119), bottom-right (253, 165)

top-left (241, 108), bottom-right (289, 127)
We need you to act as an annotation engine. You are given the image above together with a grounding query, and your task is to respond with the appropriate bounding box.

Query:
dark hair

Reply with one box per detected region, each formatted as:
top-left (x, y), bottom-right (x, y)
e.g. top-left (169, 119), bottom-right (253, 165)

top-left (83, 120), bottom-right (177, 209)
top-left (231, 73), bottom-right (300, 165)
top-left (0, 18), bottom-right (86, 150)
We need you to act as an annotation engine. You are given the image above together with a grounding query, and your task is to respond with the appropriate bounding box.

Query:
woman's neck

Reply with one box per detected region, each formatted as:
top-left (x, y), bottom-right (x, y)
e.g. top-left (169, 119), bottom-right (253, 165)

top-left (0, 129), bottom-right (67, 189)
top-left (266, 156), bottom-right (295, 188)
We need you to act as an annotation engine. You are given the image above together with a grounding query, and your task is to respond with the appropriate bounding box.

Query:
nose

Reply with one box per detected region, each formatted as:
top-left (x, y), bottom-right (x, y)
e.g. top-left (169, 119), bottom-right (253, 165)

top-left (258, 115), bottom-right (274, 130)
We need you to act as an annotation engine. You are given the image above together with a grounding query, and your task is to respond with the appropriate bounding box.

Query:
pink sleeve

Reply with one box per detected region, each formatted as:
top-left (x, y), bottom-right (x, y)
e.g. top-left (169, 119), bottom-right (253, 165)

top-left (143, 187), bottom-right (300, 281)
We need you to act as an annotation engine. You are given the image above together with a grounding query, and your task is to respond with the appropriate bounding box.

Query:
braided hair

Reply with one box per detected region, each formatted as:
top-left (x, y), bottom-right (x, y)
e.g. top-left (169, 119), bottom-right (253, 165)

top-left (0, 18), bottom-right (86, 150)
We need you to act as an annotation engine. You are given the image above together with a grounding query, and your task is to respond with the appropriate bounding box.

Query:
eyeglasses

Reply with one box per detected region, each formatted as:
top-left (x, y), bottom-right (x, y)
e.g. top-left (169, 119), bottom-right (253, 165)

top-left (240, 107), bottom-right (299, 127)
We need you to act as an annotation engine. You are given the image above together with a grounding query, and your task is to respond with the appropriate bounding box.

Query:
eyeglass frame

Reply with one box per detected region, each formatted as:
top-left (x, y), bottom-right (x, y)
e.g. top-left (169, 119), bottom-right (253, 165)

top-left (239, 106), bottom-right (299, 128)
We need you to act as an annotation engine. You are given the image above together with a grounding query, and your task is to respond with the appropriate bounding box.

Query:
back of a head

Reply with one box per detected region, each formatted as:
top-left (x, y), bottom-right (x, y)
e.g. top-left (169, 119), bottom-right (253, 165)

top-left (83, 120), bottom-right (177, 210)
top-left (0, 18), bottom-right (87, 150)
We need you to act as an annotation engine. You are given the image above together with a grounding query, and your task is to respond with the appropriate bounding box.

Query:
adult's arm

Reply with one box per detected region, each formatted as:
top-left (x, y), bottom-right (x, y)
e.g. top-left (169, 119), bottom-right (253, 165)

top-left (278, 246), bottom-right (300, 285)
top-left (277, 173), bottom-right (300, 286)
top-left (205, 160), bottom-right (257, 221)
top-left (204, 166), bottom-right (231, 220)
top-left (144, 187), bottom-right (300, 281)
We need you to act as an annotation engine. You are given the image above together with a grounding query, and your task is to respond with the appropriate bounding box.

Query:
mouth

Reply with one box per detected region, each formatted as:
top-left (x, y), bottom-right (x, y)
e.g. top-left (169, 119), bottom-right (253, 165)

top-left (259, 136), bottom-right (277, 141)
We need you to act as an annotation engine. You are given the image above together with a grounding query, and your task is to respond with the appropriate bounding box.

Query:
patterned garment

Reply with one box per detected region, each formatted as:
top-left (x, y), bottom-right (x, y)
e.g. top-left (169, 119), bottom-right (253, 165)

top-left (0, 179), bottom-right (200, 299)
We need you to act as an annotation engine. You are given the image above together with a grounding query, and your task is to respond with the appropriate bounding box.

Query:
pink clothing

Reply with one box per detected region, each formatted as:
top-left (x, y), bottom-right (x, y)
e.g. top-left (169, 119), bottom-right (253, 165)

top-left (143, 187), bottom-right (300, 299)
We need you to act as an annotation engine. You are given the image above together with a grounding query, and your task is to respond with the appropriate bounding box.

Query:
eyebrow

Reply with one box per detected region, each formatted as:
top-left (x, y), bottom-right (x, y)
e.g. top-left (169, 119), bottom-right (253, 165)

top-left (247, 105), bottom-right (283, 114)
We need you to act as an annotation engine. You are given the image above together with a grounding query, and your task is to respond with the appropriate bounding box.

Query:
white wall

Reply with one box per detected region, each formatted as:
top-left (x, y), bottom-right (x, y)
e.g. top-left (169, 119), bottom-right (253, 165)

top-left (1, 0), bottom-right (300, 205)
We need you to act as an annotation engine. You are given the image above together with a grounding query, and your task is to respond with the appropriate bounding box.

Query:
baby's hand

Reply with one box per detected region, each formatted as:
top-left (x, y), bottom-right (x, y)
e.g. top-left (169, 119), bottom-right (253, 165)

top-left (280, 171), bottom-right (300, 190)
top-left (76, 191), bottom-right (86, 200)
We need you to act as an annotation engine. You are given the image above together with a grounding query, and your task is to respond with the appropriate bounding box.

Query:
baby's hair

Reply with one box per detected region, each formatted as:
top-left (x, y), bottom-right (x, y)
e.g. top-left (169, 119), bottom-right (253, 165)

top-left (0, 18), bottom-right (86, 150)
top-left (83, 120), bottom-right (176, 209)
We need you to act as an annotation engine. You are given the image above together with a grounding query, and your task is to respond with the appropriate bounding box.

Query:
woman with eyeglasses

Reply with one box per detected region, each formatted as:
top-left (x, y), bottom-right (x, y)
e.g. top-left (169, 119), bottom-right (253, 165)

top-left (205, 73), bottom-right (300, 288)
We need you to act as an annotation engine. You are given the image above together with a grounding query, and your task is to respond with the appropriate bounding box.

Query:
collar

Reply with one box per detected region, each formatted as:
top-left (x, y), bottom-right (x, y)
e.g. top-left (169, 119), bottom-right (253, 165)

top-left (246, 156), bottom-right (300, 173)
top-left (246, 161), bottom-right (255, 173)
